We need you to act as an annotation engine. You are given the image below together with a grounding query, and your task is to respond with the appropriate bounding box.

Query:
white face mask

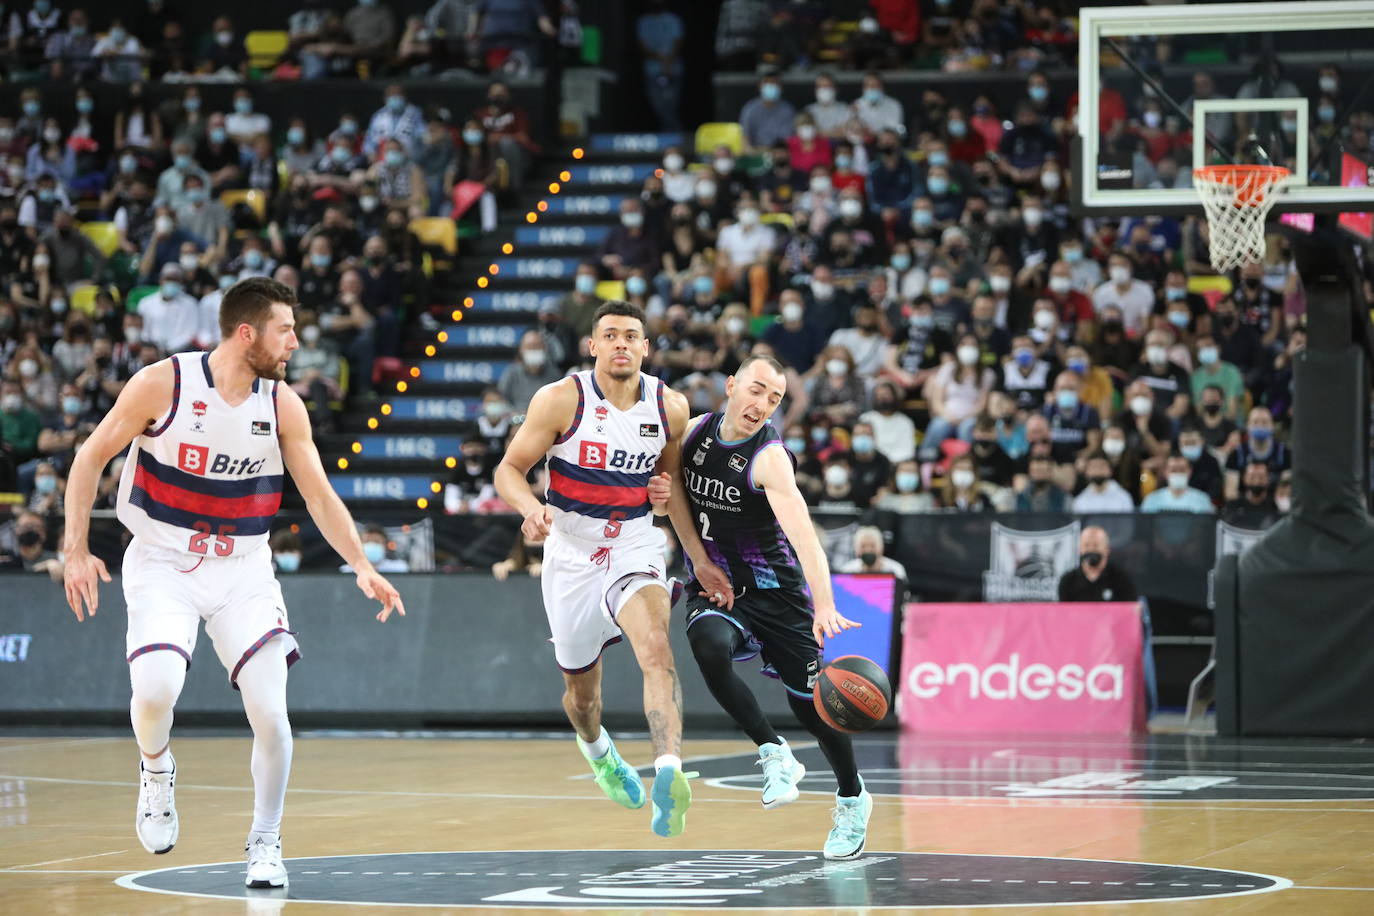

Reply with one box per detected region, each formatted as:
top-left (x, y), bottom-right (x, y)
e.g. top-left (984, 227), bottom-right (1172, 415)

top-left (1048, 275), bottom-right (1072, 295)
top-left (1034, 309), bottom-right (1055, 330)
top-left (810, 280), bottom-right (833, 300)
top-left (694, 180), bottom-right (716, 199)
top-left (781, 302), bottom-right (804, 323)
top-left (124, 327), bottom-right (141, 345)
top-left (179, 254), bottom-right (198, 272)
top-left (825, 358), bottom-right (847, 377)
top-left (713, 157), bottom-right (734, 174)
top-left (301, 325), bottom-right (321, 344)
top-left (816, 86), bottom-right (836, 104)
top-left (1022, 207), bottom-right (1043, 227)
top-left (664, 153), bottom-right (684, 172)
top-left (839, 198), bottom-right (863, 219)
top-left (957, 344), bottom-right (980, 366)
top-left (725, 317), bottom-right (747, 336)
top-left (32, 254), bottom-right (49, 269)
top-left (1276, 495), bottom-right (1292, 512)
top-left (824, 465), bottom-right (849, 488)
top-left (989, 275), bottom-right (1011, 294)
top-left (1102, 438), bottom-right (1125, 458)
top-left (19, 358), bottom-right (38, 378)
top-left (1146, 345), bottom-right (1167, 365)
top-left (1040, 170), bottom-right (1061, 191)
top-left (951, 469), bottom-right (975, 490)
top-left (621, 211), bottom-right (643, 228)
top-left (522, 349), bottom-right (547, 369)
top-left (1320, 76), bottom-right (1339, 94)
top-left (738, 208), bottom-right (759, 226)
top-left (809, 175), bottom-right (831, 194)
top-left (1130, 395), bottom-right (1154, 416)
top-left (1110, 265), bottom-right (1132, 285)
top-left (1168, 472), bottom-right (1190, 491)
top-left (155, 215), bottom-right (174, 235)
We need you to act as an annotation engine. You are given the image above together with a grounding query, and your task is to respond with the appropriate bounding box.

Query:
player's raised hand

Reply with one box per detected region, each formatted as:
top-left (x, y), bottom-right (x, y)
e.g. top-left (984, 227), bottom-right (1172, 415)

top-left (357, 570), bottom-right (406, 622)
top-left (647, 471), bottom-right (672, 507)
top-left (695, 560), bottom-right (735, 610)
top-left (521, 505), bottom-right (553, 543)
top-left (812, 605), bottom-right (860, 648)
top-left (63, 550), bottom-right (111, 622)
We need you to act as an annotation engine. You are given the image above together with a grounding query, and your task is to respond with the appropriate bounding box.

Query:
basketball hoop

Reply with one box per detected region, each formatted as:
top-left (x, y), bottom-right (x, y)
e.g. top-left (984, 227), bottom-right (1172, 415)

top-left (1193, 164), bottom-right (1291, 271)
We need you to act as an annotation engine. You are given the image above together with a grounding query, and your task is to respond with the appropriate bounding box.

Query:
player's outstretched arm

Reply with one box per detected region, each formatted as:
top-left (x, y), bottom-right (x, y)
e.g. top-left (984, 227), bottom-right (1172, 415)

top-left (62, 360), bottom-right (175, 621)
top-left (755, 444), bottom-right (860, 647)
top-left (277, 383), bottom-right (404, 621)
top-left (494, 379), bottom-right (575, 544)
top-left (658, 405), bottom-right (734, 609)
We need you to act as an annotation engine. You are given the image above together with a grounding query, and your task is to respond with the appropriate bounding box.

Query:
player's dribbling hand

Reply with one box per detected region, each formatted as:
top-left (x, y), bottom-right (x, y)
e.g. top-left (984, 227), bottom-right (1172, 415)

top-left (358, 571), bottom-right (406, 622)
top-left (63, 550), bottom-right (111, 622)
top-left (521, 505), bottom-right (553, 543)
top-left (812, 605), bottom-right (860, 648)
top-left (695, 560), bottom-right (735, 610)
top-left (647, 472), bottom-right (672, 507)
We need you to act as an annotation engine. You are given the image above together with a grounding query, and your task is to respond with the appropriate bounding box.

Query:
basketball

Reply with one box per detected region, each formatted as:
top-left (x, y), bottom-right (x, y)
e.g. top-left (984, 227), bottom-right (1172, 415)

top-left (813, 656), bottom-right (892, 733)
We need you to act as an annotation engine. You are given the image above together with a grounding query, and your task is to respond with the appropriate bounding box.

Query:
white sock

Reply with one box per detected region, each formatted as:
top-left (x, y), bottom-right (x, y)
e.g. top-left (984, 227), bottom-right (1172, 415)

top-left (142, 747), bottom-right (174, 773)
top-left (238, 641), bottom-right (293, 839)
top-left (654, 754), bottom-right (682, 773)
top-left (584, 728), bottom-right (611, 759)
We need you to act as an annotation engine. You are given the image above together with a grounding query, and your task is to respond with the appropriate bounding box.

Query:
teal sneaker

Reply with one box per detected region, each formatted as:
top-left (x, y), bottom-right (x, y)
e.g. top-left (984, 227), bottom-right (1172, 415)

top-left (758, 740), bottom-right (805, 809)
top-left (577, 734), bottom-right (646, 809)
top-left (650, 766), bottom-right (693, 837)
top-left (823, 778), bottom-right (873, 860)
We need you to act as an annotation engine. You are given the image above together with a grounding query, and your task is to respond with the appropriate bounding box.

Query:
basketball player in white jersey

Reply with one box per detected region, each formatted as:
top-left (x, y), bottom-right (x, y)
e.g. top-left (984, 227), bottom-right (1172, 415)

top-left (495, 300), bottom-right (732, 838)
top-left (61, 277), bottom-right (404, 889)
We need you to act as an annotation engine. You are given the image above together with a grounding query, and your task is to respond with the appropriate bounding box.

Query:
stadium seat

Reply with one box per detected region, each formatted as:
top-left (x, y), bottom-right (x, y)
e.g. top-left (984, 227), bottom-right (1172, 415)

top-left (694, 122), bottom-right (743, 157)
top-left (596, 280), bottom-right (625, 301)
top-left (126, 285), bottom-right (158, 314)
top-left (760, 213), bottom-right (794, 229)
top-left (79, 221), bottom-right (119, 258)
top-left (69, 284), bottom-right (100, 315)
top-left (220, 189), bottom-right (267, 225)
top-left (245, 31), bottom-right (289, 70)
top-left (410, 217), bottom-right (457, 256)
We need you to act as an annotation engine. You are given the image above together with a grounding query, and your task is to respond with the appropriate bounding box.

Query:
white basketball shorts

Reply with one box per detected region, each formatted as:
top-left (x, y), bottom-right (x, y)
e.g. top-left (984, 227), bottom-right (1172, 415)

top-left (539, 524), bottom-right (669, 673)
top-left (122, 537), bottom-right (301, 689)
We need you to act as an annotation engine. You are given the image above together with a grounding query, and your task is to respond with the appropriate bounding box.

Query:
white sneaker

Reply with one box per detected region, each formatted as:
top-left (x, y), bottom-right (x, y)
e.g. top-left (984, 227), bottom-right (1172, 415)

top-left (246, 831), bottom-right (288, 888)
top-left (135, 761), bottom-right (179, 854)
top-left (758, 740), bottom-right (805, 809)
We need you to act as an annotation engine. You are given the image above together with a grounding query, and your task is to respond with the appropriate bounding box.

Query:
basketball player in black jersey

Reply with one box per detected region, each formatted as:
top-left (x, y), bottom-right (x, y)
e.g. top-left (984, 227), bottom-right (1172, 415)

top-left (664, 354), bottom-right (873, 859)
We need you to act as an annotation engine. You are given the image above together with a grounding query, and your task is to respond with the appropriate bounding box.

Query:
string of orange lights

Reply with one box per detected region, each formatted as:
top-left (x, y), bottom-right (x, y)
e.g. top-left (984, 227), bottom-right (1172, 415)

top-left (334, 148), bottom-right (588, 512)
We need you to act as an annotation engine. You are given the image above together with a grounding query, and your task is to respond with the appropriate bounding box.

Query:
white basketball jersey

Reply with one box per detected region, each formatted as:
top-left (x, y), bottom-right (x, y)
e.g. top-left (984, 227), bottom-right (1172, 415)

top-left (544, 369), bottom-right (670, 542)
top-left (117, 351), bottom-right (285, 557)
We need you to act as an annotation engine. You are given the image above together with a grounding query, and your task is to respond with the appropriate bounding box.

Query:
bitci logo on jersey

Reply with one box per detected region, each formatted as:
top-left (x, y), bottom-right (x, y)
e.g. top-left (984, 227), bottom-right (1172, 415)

top-left (177, 443), bottom-right (269, 477)
top-left (579, 441), bottom-right (607, 469)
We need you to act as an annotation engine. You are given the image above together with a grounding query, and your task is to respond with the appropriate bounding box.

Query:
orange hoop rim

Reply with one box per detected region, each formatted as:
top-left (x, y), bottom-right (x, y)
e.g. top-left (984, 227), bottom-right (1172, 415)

top-left (1192, 164), bottom-right (1291, 186)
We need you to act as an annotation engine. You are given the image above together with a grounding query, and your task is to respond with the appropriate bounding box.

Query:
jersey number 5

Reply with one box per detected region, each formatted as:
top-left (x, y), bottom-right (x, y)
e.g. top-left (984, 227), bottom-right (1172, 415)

top-left (603, 510), bottom-right (627, 539)
top-left (189, 521), bottom-right (237, 557)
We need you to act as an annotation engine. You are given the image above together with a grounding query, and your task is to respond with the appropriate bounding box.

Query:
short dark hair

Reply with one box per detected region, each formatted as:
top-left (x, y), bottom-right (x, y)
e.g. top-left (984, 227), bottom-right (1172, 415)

top-left (219, 276), bottom-right (296, 340)
top-left (736, 353), bottom-right (785, 379)
top-left (592, 299), bottom-right (646, 333)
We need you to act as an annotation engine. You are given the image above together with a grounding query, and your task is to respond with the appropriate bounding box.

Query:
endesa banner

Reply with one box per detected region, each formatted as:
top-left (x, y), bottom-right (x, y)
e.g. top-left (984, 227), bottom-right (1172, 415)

top-left (899, 603), bottom-right (1146, 735)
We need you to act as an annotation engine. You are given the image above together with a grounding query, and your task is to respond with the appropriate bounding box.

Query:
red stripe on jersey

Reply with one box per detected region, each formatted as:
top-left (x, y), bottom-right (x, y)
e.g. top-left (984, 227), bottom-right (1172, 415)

top-left (548, 470), bottom-right (649, 508)
top-left (133, 465), bottom-right (283, 519)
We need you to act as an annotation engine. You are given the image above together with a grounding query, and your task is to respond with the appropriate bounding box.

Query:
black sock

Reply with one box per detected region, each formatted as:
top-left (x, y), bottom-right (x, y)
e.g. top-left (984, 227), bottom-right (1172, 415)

top-left (688, 615), bottom-right (781, 747)
top-left (787, 693), bottom-right (862, 797)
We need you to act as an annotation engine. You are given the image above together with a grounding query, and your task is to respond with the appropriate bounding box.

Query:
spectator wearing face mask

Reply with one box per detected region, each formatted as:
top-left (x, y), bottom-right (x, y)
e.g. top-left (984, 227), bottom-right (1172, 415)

top-left (739, 74), bottom-right (796, 151)
top-left (1117, 378), bottom-right (1172, 467)
top-left (498, 329), bottom-right (561, 411)
top-left (837, 524), bottom-right (909, 579)
top-left (203, 15), bottom-right (249, 79)
top-left (1074, 452), bottom-right (1136, 512)
top-left (1211, 297), bottom-right (1266, 390)
top-left (0, 381), bottom-right (41, 487)
top-left (1190, 333), bottom-right (1244, 420)
top-left (1001, 333), bottom-right (1053, 413)
top-left (827, 303), bottom-right (886, 379)
top-left (1098, 423), bottom-right (1146, 504)
top-left (45, 8), bottom-right (97, 82)
top-left (1092, 253), bottom-right (1154, 335)
top-left (156, 140), bottom-right (212, 211)
top-left (138, 263), bottom-right (200, 354)
top-left (1223, 461), bottom-right (1281, 529)
top-left (1131, 329), bottom-right (1191, 421)
top-left (858, 380), bottom-right (916, 464)
top-left (920, 333), bottom-right (995, 462)
top-left (1059, 526), bottom-right (1136, 602)
top-left (1264, 326), bottom-right (1305, 425)
top-left (0, 511), bottom-right (60, 574)
top-left (763, 288), bottom-right (826, 376)
top-left (7, 345), bottom-right (57, 413)
top-left (1140, 451), bottom-right (1215, 514)
top-left (810, 454), bottom-right (864, 510)
top-left (1090, 306), bottom-right (1140, 384)
top-left (714, 199), bottom-right (774, 314)
top-left (1224, 406), bottom-right (1289, 501)
top-left (174, 175), bottom-right (229, 264)
top-left (270, 529), bottom-right (303, 575)
top-left (1043, 370), bottom-right (1101, 463)
top-left (852, 71), bottom-right (904, 138)
top-left (560, 261), bottom-right (604, 340)
top-left (26, 459), bottom-right (63, 514)
top-left (17, 175), bottom-right (71, 233)
top-left (599, 197), bottom-right (660, 280)
top-left (341, 524), bottom-right (409, 574)
top-left (805, 72), bottom-right (849, 138)
top-left (938, 454), bottom-right (996, 512)
top-left (1016, 453), bottom-right (1069, 512)
top-left (365, 85), bottom-right (426, 158)
top-left (969, 415), bottom-right (1016, 488)
top-left (1175, 424), bottom-right (1223, 503)
top-left (288, 318), bottom-right (345, 433)
top-left (874, 459), bottom-right (932, 513)
top-left (476, 388), bottom-right (513, 452)
top-left (1059, 237), bottom-right (1102, 294)
top-left (808, 345), bottom-right (866, 427)
top-left (846, 421), bottom-right (892, 505)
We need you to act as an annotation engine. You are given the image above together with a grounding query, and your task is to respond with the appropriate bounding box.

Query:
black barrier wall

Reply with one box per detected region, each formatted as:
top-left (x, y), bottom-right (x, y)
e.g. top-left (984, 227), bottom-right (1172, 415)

top-left (0, 575), bottom-right (794, 729)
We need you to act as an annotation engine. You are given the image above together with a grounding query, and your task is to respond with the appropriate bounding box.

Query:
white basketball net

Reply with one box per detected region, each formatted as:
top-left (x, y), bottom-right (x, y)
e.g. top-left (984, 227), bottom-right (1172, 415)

top-left (1193, 166), bottom-right (1291, 271)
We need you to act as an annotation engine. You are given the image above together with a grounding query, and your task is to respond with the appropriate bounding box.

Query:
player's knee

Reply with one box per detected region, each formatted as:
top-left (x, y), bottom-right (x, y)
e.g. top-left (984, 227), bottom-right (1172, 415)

top-left (688, 624), bottom-right (732, 671)
top-left (564, 687), bottom-right (600, 718)
top-left (130, 684), bottom-right (177, 717)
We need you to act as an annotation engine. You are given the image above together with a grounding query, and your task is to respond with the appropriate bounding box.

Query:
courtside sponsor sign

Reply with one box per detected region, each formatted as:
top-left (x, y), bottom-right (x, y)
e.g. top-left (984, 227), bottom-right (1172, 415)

top-left (899, 602), bottom-right (1146, 734)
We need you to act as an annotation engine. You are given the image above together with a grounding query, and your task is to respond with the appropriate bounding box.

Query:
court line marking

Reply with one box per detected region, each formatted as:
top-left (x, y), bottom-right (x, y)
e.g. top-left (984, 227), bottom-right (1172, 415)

top-left (569, 743), bottom-right (821, 781)
top-left (1291, 886), bottom-right (1374, 891)
top-left (0, 738), bottom-right (124, 755)
top-left (111, 848), bottom-right (1296, 910)
top-left (0, 869), bottom-right (130, 874)
top-left (7, 849), bottom-right (128, 869)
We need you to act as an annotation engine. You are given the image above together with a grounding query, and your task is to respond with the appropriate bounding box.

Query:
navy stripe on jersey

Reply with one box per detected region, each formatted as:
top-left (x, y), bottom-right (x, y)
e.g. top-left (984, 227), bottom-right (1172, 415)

top-left (546, 493), bottom-right (654, 520)
top-left (201, 352), bottom-right (259, 392)
top-left (128, 486), bottom-right (276, 536)
top-left (655, 380), bottom-right (670, 438)
top-left (547, 456), bottom-right (654, 488)
top-left (145, 357), bottom-right (181, 438)
top-left (136, 448), bottom-right (284, 500)
top-left (553, 375), bottom-right (585, 445)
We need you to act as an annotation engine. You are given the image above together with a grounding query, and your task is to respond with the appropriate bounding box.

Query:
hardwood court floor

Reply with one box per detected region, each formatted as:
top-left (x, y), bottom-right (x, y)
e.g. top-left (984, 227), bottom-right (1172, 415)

top-left (2, 733), bottom-right (1373, 914)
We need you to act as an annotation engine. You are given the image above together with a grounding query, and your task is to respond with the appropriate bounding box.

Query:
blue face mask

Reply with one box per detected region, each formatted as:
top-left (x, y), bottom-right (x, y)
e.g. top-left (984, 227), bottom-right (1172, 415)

top-left (186, 187), bottom-right (207, 204)
top-left (384, 150), bottom-right (404, 168)
top-left (1248, 426), bottom-right (1272, 443)
top-left (1029, 84), bottom-right (1049, 103)
top-left (287, 127), bottom-right (305, 146)
top-left (1055, 389), bottom-right (1078, 411)
top-left (244, 249), bottom-right (264, 268)
top-left (184, 97), bottom-right (200, 113)
top-left (387, 96), bottom-right (406, 114)
top-left (1181, 444), bottom-right (1203, 462)
top-left (331, 145), bottom-right (352, 164)
top-left (1067, 358), bottom-right (1088, 374)
top-left (68, 24), bottom-right (85, 36)
top-left (761, 83), bottom-right (781, 102)
top-left (1319, 106), bottom-right (1336, 123)
top-left (161, 281), bottom-right (182, 298)
top-left (928, 277), bottom-right (950, 297)
top-left (340, 119), bottom-right (358, 136)
top-left (1014, 348), bottom-right (1035, 368)
top-left (1198, 346), bottom-right (1219, 366)
top-left (929, 151), bottom-right (949, 168)
top-left (852, 434), bottom-right (874, 454)
top-left (810, 427), bottom-right (829, 445)
top-left (34, 0), bottom-right (50, 13)
top-left (927, 176), bottom-right (949, 195)
top-left (574, 274), bottom-right (596, 294)
top-left (891, 254), bottom-right (912, 271)
top-left (626, 276), bottom-right (648, 296)
top-left (1063, 247), bottom-right (1082, 263)
top-left (311, 253), bottom-right (331, 269)
top-left (219, 273), bottom-right (236, 290)
top-left (38, 188), bottom-right (54, 202)
top-left (694, 276), bottom-right (714, 296)
top-left (911, 313), bottom-right (934, 330)
top-left (62, 396), bottom-right (82, 415)
top-left (896, 471), bottom-right (920, 493)
top-left (785, 437), bottom-right (806, 454)
top-left (120, 154), bottom-right (138, 174)
top-left (275, 552), bottom-right (301, 573)
top-left (76, 97), bottom-right (93, 114)
top-left (34, 475), bottom-right (56, 494)
top-left (948, 119), bottom-right (967, 137)
top-left (863, 88), bottom-right (883, 104)
top-left (234, 98), bottom-right (253, 114)
top-left (363, 541), bottom-right (386, 564)
top-left (174, 154), bottom-right (192, 170)
top-left (912, 209), bottom-right (933, 229)
top-left (1167, 310), bottom-right (1189, 328)
top-left (463, 129), bottom-right (483, 145)
top-left (834, 154), bottom-right (852, 171)
top-left (23, 100), bottom-right (40, 117)
top-left (1166, 286), bottom-right (1186, 301)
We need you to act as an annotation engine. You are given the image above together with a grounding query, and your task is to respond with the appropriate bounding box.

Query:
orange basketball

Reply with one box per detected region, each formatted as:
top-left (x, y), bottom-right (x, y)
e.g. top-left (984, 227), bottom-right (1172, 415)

top-left (813, 655), bottom-right (892, 733)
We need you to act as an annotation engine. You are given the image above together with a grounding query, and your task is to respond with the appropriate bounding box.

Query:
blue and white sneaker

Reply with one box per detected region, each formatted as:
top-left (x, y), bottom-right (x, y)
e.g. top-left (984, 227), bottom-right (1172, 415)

top-left (823, 777), bottom-right (873, 860)
top-left (577, 734), bottom-right (646, 809)
top-left (758, 740), bottom-right (805, 809)
top-left (135, 760), bottom-right (178, 855)
top-left (650, 766), bottom-right (693, 837)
